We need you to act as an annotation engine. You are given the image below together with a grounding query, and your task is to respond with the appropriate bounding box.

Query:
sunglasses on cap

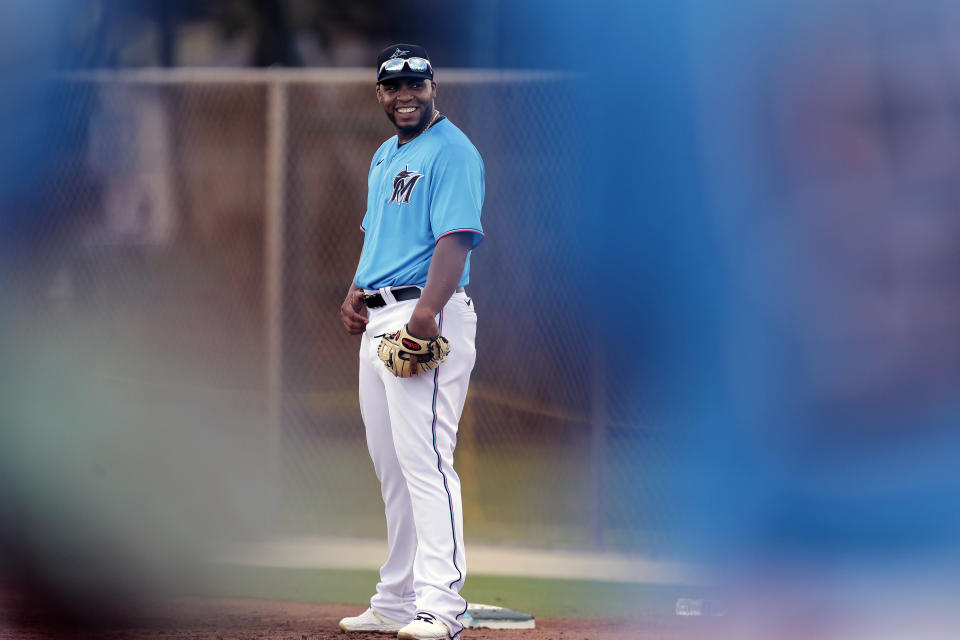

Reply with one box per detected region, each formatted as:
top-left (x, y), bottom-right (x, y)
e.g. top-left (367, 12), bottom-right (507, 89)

top-left (377, 57), bottom-right (433, 81)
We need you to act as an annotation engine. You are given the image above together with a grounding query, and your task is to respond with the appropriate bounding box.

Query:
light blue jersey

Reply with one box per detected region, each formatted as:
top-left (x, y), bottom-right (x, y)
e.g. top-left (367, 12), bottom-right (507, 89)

top-left (354, 118), bottom-right (485, 290)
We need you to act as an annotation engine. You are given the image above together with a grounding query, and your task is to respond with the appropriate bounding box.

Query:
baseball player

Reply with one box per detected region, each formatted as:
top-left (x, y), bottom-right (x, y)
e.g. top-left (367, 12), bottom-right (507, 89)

top-left (338, 44), bottom-right (484, 640)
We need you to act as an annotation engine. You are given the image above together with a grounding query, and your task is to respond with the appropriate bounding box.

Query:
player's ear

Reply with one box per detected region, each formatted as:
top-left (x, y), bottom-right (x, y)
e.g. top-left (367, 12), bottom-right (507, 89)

top-left (376, 84), bottom-right (383, 103)
top-left (431, 80), bottom-right (438, 96)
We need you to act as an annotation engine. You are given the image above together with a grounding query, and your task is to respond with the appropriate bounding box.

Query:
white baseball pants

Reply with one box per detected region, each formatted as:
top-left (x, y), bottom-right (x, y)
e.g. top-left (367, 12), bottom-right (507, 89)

top-left (358, 289), bottom-right (476, 637)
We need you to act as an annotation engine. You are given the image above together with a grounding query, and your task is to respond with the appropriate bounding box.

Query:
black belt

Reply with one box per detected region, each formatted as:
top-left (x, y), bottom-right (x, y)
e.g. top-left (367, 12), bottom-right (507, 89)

top-left (363, 286), bottom-right (464, 309)
top-left (363, 286), bottom-right (421, 308)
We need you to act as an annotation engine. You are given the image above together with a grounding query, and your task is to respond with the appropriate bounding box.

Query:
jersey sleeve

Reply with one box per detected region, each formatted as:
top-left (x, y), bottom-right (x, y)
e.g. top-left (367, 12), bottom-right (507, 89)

top-left (361, 142), bottom-right (390, 233)
top-left (429, 144), bottom-right (485, 248)
top-left (360, 156), bottom-right (375, 232)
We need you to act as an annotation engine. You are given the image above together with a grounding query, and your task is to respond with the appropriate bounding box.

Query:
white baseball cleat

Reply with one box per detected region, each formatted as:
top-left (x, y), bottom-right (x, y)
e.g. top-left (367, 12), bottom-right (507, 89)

top-left (397, 612), bottom-right (451, 639)
top-left (338, 607), bottom-right (406, 633)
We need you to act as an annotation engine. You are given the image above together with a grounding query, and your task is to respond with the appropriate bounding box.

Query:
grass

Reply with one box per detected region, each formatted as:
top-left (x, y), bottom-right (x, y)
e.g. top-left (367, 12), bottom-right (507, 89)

top-left (194, 565), bottom-right (711, 620)
top-left (276, 436), bottom-right (676, 554)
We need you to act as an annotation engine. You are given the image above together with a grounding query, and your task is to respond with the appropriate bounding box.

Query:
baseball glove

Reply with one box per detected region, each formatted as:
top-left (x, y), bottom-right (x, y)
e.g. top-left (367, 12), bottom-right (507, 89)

top-left (377, 324), bottom-right (451, 378)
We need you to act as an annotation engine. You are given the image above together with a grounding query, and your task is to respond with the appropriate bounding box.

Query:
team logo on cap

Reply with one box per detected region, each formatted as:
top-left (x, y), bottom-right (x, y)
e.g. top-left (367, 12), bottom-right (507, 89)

top-left (389, 48), bottom-right (410, 59)
top-left (388, 165), bottom-right (424, 205)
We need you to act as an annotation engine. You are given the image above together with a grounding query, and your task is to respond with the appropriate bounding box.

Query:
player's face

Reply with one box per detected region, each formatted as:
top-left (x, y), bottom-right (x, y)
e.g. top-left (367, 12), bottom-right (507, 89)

top-left (377, 77), bottom-right (437, 138)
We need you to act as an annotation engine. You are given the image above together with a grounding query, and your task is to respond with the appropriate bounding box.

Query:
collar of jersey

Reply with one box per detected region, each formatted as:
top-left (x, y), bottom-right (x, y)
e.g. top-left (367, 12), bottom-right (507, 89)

top-left (395, 116), bottom-right (443, 149)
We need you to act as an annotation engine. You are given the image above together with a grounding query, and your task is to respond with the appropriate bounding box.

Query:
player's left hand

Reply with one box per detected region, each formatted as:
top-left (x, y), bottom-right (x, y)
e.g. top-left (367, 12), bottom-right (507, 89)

top-left (406, 307), bottom-right (439, 340)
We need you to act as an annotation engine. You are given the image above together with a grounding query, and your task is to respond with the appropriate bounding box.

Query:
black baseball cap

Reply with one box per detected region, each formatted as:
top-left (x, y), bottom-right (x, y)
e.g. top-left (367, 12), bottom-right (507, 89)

top-left (376, 43), bottom-right (434, 83)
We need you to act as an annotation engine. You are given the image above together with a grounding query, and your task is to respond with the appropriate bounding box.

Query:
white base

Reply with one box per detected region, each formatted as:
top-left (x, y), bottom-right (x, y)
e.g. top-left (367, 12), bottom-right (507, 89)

top-left (463, 603), bottom-right (536, 630)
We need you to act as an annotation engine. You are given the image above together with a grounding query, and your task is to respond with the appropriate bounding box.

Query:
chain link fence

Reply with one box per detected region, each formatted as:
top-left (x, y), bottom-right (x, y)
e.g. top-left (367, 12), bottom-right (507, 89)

top-left (25, 69), bottom-right (675, 555)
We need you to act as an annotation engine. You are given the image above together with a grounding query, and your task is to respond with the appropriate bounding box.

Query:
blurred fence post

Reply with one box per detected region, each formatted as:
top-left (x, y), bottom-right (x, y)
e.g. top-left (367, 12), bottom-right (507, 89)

top-left (265, 79), bottom-right (288, 475)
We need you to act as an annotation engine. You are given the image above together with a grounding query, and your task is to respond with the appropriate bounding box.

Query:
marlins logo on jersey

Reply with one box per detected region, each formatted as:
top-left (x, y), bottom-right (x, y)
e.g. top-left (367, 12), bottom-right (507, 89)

top-left (389, 165), bottom-right (424, 205)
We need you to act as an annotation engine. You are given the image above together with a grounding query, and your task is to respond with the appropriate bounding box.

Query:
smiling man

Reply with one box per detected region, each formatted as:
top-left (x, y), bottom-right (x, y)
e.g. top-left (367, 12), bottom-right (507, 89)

top-left (338, 44), bottom-right (485, 640)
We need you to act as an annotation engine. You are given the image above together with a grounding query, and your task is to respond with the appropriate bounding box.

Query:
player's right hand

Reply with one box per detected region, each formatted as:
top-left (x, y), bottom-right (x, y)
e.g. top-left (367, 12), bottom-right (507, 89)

top-left (340, 290), bottom-right (369, 334)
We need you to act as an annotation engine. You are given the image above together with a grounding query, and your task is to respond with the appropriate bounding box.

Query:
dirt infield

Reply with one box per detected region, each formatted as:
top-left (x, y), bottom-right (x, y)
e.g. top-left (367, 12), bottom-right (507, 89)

top-left (1, 594), bottom-right (722, 640)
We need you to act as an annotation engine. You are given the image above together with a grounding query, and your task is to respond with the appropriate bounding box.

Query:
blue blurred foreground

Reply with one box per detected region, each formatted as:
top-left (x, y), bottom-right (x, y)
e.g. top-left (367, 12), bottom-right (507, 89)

top-left (512, 0), bottom-right (960, 636)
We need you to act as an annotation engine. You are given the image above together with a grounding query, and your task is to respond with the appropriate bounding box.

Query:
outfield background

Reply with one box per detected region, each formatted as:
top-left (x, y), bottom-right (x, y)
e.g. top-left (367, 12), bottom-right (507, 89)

top-left (6, 67), bottom-right (664, 555)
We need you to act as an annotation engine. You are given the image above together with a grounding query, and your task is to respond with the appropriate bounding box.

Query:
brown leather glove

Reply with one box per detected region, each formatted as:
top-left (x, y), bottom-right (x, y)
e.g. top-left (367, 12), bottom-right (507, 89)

top-left (377, 324), bottom-right (451, 377)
